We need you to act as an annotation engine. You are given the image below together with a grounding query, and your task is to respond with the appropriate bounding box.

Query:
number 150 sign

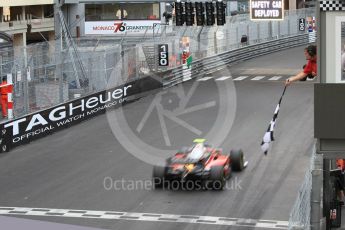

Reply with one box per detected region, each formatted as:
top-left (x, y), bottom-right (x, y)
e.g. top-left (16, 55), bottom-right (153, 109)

top-left (158, 44), bottom-right (169, 66)
top-left (298, 18), bottom-right (305, 31)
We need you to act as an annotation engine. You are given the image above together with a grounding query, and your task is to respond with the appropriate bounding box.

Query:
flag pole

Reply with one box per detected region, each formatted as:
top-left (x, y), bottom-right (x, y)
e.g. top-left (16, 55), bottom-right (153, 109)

top-left (261, 85), bottom-right (288, 155)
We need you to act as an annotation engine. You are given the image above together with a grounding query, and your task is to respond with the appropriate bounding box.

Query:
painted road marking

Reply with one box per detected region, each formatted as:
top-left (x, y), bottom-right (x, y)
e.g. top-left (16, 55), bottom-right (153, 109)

top-left (251, 76), bottom-right (265, 81)
top-left (269, 76), bottom-right (282, 81)
top-left (216, 76), bottom-right (231, 81)
top-left (233, 76), bottom-right (248, 81)
top-left (197, 77), bottom-right (213, 81)
top-left (0, 207), bottom-right (289, 229)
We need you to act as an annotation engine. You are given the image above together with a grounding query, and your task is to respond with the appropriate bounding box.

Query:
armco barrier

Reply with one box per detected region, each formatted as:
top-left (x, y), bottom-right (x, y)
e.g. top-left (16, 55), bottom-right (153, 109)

top-left (0, 76), bottom-right (162, 153)
top-left (163, 33), bottom-right (312, 88)
top-left (0, 33), bottom-right (314, 153)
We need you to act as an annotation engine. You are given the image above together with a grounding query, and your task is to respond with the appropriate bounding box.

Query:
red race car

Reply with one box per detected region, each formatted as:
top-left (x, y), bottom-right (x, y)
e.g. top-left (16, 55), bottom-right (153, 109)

top-left (153, 139), bottom-right (248, 190)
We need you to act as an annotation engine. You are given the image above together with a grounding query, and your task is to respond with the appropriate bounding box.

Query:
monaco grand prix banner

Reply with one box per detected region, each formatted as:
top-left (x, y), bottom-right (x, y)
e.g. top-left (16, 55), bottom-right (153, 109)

top-left (85, 20), bottom-right (161, 35)
top-left (0, 76), bottom-right (162, 152)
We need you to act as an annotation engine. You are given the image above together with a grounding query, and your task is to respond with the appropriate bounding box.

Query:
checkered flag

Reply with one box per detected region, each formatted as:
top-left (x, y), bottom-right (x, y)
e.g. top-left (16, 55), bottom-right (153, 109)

top-left (261, 86), bottom-right (287, 155)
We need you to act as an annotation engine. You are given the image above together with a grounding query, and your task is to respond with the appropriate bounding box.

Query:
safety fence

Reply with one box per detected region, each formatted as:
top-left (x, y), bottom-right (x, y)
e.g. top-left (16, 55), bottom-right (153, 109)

top-left (288, 145), bottom-right (321, 230)
top-left (0, 8), bottom-right (315, 120)
top-left (163, 33), bottom-right (311, 88)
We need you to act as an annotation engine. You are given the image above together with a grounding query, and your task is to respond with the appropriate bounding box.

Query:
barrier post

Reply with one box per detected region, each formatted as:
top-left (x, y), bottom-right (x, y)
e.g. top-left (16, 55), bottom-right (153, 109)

top-left (6, 73), bottom-right (13, 119)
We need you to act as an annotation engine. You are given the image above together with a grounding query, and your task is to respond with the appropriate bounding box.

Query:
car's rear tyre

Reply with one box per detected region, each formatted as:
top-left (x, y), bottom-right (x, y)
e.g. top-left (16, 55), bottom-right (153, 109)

top-left (230, 149), bottom-right (244, 171)
top-left (153, 166), bottom-right (166, 189)
top-left (225, 162), bottom-right (232, 180)
top-left (209, 166), bottom-right (225, 190)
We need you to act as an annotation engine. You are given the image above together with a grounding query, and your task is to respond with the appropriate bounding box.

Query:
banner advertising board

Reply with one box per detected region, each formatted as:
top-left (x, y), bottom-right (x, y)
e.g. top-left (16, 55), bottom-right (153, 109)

top-left (0, 76), bottom-right (162, 152)
top-left (85, 20), bottom-right (161, 35)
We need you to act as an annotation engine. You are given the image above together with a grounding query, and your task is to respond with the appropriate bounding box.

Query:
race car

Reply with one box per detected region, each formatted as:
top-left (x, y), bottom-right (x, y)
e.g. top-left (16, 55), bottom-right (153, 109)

top-left (153, 139), bottom-right (248, 190)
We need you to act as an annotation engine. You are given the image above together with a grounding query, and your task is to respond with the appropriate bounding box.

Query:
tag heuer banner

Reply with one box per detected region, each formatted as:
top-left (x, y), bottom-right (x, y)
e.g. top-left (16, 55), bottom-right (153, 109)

top-left (0, 76), bottom-right (162, 153)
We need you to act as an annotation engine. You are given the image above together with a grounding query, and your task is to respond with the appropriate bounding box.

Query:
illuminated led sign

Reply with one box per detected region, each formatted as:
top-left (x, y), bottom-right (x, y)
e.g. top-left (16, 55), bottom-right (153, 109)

top-left (250, 0), bottom-right (284, 21)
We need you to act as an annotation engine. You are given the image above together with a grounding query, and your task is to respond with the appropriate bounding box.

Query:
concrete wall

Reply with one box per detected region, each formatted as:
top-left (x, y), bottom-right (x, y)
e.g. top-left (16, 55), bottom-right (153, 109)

top-left (322, 11), bottom-right (345, 83)
top-left (65, 3), bottom-right (84, 38)
top-left (13, 33), bottom-right (24, 47)
top-left (160, 2), bottom-right (165, 21)
top-left (12, 32), bottom-right (26, 58)
top-left (289, 0), bottom-right (297, 10)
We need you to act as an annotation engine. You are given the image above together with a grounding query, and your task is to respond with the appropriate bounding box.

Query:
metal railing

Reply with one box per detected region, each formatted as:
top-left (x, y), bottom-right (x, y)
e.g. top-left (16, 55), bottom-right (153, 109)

top-left (162, 33), bottom-right (312, 88)
top-left (288, 144), bottom-right (323, 230)
top-left (0, 8), bottom-right (315, 120)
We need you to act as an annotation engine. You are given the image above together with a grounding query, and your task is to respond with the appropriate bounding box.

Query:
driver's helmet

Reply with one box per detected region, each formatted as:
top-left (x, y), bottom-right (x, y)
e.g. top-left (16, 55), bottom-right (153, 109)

top-left (188, 143), bottom-right (205, 160)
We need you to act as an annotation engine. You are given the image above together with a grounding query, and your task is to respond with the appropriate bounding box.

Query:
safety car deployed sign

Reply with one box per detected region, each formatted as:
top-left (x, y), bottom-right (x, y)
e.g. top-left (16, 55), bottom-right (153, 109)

top-left (250, 0), bottom-right (284, 21)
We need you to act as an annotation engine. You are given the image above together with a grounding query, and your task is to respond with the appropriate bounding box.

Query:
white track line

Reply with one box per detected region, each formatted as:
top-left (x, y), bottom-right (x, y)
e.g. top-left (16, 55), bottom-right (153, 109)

top-left (216, 76), bottom-right (232, 81)
top-left (251, 76), bottom-right (265, 81)
top-left (197, 77), bottom-right (213, 81)
top-left (268, 76), bottom-right (282, 81)
top-left (233, 76), bottom-right (248, 81)
top-left (0, 207), bottom-right (289, 229)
